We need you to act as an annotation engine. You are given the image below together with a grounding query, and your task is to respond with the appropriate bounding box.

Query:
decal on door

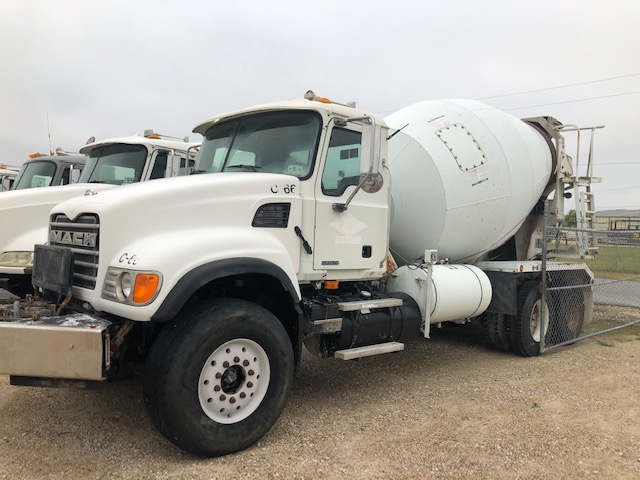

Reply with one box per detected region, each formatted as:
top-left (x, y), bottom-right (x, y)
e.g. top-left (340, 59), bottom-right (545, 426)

top-left (330, 214), bottom-right (368, 245)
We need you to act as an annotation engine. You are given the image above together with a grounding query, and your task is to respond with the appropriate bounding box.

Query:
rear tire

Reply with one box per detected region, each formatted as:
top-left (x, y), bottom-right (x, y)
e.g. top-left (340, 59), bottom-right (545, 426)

top-left (510, 282), bottom-right (548, 357)
top-left (558, 289), bottom-right (585, 342)
top-left (483, 312), bottom-right (511, 351)
top-left (143, 298), bottom-right (294, 457)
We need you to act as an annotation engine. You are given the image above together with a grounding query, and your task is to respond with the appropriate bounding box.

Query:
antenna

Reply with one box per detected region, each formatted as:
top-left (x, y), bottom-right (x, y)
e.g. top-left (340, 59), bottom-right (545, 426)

top-left (47, 113), bottom-right (53, 155)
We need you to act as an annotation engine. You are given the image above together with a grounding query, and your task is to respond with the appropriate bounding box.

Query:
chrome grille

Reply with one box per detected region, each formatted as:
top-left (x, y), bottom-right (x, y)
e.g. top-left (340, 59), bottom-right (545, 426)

top-left (49, 213), bottom-right (100, 290)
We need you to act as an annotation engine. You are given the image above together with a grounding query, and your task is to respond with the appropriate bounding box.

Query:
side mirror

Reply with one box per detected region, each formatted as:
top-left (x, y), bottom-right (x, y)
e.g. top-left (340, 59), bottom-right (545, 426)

top-left (332, 118), bottom-right (384, 212)
top-left (360, 120), bottom-right (382, 176)
top-left (168, 151), bottom-right (181, 177)
top-left (71, 167), bottom-right (82, 184)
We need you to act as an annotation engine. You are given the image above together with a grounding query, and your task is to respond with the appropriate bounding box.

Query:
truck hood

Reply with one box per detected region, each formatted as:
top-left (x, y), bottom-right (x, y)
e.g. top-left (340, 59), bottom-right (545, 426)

top-left (52, 173), bottom-right (296, 222)
top-left (0, 183), bottom-right (116, 254)
top-left (50, 173), bottom-right (303, 320)
top-left (0, 183), bottom-right (116, 213)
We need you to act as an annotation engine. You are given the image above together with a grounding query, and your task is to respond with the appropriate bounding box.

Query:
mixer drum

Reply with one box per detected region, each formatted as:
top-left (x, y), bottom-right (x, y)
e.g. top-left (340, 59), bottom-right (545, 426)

top-left (385, 99), bottom-right (552, 264)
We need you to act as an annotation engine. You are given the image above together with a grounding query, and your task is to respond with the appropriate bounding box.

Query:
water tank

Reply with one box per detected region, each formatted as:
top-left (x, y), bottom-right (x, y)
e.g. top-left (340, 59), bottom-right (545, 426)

top-left (386, 263), bottom-right (492, 325)
top-left (385, 99), bottom-right (552, 264)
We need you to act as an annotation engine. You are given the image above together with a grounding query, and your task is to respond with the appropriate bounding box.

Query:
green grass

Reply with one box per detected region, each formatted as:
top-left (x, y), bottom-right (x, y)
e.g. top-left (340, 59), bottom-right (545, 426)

top-left (549, 243), bottom-right (640, 278)
top-left (585, 245), bottom-right (640, 276)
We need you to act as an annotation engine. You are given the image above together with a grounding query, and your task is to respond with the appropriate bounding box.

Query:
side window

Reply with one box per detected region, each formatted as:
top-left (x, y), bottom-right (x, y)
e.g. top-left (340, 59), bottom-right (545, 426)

top-left (60, 166), bottom-right (71, 185)
top-left (321, 128), bottom-right (361, 197)
top-left (150, 154), bottom-right (168, 180)
top-left (179, 158), bottom-right (195, 175)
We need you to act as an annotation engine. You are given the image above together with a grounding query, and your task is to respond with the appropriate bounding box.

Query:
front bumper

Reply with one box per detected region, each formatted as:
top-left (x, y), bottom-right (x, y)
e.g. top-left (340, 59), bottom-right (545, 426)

top-left (0, 265), bottom-right (31, 276)
top-left (0, 309), bottom-right (112, 381)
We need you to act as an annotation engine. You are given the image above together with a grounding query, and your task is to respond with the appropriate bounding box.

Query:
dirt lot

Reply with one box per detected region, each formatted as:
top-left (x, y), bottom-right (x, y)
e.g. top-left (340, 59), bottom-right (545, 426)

top-left (0, 306), bottom-right (639, 480)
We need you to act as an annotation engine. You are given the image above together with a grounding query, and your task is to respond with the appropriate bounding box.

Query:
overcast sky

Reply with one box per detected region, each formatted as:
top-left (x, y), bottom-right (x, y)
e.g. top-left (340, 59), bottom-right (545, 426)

top-left (1, 0), bottom-right (639, 210)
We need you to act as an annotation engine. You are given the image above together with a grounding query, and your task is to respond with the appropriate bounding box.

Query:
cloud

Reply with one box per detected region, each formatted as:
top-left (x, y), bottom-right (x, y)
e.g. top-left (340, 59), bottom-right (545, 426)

top-left (1, 0), bottom-right (639, 208)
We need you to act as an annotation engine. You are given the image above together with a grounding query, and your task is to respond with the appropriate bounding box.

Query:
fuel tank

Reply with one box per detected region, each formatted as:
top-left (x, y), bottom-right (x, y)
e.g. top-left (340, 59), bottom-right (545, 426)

top-left (385, 99), bottom-right (553, 263)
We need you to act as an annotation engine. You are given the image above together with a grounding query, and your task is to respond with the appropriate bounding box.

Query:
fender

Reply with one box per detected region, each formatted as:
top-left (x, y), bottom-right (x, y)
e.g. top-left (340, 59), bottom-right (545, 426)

top-left (151, 257), bottom-right (301, 323)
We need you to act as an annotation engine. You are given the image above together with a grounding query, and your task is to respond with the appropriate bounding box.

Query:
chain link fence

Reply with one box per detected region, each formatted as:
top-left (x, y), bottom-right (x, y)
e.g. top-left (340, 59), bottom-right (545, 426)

top-left (541, 225), bottom-right (640, 352)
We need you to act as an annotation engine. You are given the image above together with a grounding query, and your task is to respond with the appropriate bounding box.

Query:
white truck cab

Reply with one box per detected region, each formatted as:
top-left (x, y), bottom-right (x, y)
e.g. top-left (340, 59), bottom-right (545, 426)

top-left (0, 132), bottom-right (199, 295)
top-left (11, 150), bottom-right (86, 190)
top-left (0, 165), bottom-right (21, 192)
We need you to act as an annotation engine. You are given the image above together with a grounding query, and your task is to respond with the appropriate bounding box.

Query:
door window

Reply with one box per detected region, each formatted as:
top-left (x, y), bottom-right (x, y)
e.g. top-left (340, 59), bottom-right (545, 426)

top-left (321, 128), bottom-right (361, 196)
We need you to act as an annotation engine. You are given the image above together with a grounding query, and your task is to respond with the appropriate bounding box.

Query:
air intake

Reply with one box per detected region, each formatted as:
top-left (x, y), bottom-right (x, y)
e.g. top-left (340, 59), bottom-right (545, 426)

top-left (252, 203), bottom-right (291, 228)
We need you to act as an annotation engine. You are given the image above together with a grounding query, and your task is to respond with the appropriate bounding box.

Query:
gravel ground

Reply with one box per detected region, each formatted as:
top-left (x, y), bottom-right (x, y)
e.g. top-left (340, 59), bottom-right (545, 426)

top-left (0, 307), bottom-right (639, 480)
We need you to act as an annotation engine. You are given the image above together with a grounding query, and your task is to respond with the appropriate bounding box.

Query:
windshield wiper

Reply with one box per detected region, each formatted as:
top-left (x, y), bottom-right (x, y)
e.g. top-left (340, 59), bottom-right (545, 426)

top-left (226, 164), bottom-right (262, 172)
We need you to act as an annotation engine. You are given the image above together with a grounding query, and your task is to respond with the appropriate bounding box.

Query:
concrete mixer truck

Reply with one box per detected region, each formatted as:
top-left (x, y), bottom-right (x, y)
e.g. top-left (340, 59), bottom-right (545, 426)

top-left (0, 93), bottom-right (600, 457)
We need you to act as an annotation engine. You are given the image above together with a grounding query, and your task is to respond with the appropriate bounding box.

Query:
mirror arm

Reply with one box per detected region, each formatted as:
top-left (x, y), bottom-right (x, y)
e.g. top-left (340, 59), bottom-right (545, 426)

top-left (332, 165), bottom-right (373, 212)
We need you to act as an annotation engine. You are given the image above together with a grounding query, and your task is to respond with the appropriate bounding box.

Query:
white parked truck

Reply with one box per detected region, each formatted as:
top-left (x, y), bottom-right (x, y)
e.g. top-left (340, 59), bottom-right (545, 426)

top-left (0, 164), bottom-right (21, 192)
top-left (0, 132), bottom-right (199, 296)
top-left (0, 94), bottom-right (599, 457)
top-left (11, 150), bottom-right (87, 190)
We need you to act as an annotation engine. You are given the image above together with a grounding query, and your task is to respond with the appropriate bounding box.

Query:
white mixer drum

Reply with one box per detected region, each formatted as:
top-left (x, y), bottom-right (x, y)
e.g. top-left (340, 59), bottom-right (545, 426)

top-left (385, 99), bottom-right (552, 263)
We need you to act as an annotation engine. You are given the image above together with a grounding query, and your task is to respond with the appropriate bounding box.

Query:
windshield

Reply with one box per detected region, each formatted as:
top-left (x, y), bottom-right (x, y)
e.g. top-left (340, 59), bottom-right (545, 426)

top-left (194, 111), bottom-right (321, 178)
top-left (79, 144), bottom-right (148, 185)
top-left (12, 161), bottom-right (57, 190)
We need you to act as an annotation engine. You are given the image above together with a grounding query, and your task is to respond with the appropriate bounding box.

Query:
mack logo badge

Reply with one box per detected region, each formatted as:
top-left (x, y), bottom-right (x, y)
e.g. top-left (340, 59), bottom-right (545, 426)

top-left (50, 230), bottom-right (97, 247)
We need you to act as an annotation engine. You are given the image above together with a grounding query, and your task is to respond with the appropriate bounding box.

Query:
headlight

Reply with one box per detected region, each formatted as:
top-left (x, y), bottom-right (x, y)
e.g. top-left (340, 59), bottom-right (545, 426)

top-left (0, 251), bottom-right (35, 268)
top-left (119, 272), bottom-right (133, 299)
top-left (104, 267), bottom-right (162, 305)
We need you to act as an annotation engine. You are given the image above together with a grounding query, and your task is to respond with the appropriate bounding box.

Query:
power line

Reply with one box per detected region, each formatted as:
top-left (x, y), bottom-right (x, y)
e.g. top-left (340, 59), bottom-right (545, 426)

top-left (476, 73), bottom-right (640, 100)
top-left (375, 83), bottom-right (640, 116)
top-left (595, 185), bottom-right (640, 192)
top-left (598, 162), bottom-right (640, 166)
top-left (596, 205), bottom-right (640, 210)
top-left (503, 90), bottom-right (640, 111)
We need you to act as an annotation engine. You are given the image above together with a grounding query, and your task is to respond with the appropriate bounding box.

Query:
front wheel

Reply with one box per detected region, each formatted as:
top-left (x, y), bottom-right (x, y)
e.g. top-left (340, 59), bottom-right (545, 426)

top-left (143, 298), bottom-right (294, 457)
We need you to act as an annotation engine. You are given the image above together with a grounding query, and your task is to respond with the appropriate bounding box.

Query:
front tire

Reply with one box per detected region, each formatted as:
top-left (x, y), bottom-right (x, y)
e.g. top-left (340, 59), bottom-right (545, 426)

top-left (143, 298), bottom-right (294, 457)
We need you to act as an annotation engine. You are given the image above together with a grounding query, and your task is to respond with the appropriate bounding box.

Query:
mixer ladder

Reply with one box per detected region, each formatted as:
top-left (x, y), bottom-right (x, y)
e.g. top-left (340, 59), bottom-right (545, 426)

top-left (558, 124), bottom-right (602, 258)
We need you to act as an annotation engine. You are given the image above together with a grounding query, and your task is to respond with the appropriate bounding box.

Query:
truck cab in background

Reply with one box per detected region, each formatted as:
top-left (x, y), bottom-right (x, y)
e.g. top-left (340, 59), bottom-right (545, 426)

top-left (0, 131), bottom-right (199, 296)
top-left (11, 150), bottom-right (86, 190)
top-left (79, 130), bottom-right (197, 185)
top-left (0, 165), bottom-right (21, 192)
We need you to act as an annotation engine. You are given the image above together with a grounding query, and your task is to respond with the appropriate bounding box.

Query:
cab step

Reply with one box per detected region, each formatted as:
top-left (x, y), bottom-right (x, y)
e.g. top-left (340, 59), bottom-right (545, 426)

top-left (335, 341), bottom-right (404, 360)
top-left (337, 298), bottom-right (403, 312)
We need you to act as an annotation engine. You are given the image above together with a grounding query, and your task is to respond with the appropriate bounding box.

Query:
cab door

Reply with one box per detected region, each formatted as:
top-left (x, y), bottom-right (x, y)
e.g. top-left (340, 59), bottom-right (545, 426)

top-left (313, 125), bottom-right (389, 272)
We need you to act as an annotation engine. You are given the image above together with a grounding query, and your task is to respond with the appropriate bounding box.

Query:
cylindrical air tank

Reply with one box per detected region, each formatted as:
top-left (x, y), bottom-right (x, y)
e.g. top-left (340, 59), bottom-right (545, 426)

top-left (385, 99), bottom-right (553, 264)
